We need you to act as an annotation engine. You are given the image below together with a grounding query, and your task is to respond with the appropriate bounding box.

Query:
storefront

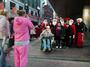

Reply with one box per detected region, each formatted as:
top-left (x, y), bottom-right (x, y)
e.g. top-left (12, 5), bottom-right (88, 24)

top-left (4, 0), bottom-right (24, 17)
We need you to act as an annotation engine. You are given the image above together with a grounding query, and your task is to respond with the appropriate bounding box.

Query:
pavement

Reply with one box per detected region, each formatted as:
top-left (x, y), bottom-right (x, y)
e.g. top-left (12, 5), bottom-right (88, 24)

top-left (7, 32), bottom-right (90, 67)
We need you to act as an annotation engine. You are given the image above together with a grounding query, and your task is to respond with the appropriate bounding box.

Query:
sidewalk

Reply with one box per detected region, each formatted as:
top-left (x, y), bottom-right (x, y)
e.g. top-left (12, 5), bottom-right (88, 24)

top-left (8, 32), bottom-right (90, 67)
top-left (30, 58), bottom-right (90, 67)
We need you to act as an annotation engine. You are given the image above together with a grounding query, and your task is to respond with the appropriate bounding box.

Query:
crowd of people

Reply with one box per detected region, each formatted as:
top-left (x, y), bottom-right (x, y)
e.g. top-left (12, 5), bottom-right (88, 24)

top-left (35, 17), bottom-right (87, 52)
top-left (0, 9), bottom-right (87, 67)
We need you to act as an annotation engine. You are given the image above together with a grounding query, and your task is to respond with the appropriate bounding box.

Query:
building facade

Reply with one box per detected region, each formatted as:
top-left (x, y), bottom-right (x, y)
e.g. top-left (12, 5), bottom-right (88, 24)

top-left (40, 0), bottom-right (55, 22)
top-left (1, 0), bottom-right (40, 25)
top-left (1, 0), bottom-right (55, 24)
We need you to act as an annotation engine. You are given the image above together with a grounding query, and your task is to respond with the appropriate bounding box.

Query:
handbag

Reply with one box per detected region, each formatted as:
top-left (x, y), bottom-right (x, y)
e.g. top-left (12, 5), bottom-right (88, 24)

top-left (7, 36), bottom-right (14, 48)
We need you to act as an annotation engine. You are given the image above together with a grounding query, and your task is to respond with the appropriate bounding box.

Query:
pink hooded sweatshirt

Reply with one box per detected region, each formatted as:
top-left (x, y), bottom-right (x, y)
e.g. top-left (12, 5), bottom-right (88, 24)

top-left (13, 17), bottom-right (34, 41)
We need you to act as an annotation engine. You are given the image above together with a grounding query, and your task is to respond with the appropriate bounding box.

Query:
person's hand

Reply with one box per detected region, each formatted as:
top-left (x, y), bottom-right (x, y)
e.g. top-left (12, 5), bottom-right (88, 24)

top-left (73, 35), bottom-right (75, 39)
top-left (82, 33), bottom-right (84, 36)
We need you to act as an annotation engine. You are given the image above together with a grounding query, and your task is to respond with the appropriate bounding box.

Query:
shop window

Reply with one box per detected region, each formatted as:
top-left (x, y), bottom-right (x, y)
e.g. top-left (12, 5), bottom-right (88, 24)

top-left (35, 12), bottom-right (37, 16)
top-left (10, 2), bottom-right (16, 9)
top-left (31, 11), bottom-right (33, 16)
top-left (19, 6), bottom-right (23, 10)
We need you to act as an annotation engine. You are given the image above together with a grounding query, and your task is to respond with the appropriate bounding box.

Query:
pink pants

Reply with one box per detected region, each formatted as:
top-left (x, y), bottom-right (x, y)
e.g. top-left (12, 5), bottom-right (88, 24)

top-left (14, 45), bottom-right (29, 67)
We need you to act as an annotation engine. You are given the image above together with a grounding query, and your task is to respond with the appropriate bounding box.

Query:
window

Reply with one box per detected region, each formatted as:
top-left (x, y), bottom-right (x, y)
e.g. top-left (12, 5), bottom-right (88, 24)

top-left (10, 2), bottom-right (16, 9)
top-left (19, 6), bottom-right (23, 10)
top-left (35, 12), bottom-right (37, 16)
top-left (31, 11), bottom-right (33, 16)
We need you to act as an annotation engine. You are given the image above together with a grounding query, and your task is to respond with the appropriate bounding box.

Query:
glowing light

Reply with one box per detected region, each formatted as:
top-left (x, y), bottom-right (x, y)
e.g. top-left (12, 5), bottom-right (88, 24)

top-left (83, 8), bottom-right (89, 18)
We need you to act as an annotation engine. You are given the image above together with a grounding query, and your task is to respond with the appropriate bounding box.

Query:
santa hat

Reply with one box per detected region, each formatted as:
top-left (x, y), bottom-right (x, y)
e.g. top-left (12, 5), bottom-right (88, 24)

top-left (46, 26), bottom-right (50, 29)
top-left (43, 19), bottom-right (48, 24)
top-left (69, 19), bottom-right (74, 25)
top-left (60, 17), bottom-right (64, 22)
top-left (52, 18), bottom-right (58, 25)
top-left (65, 17), bottom-right (71, 21)
top-left (69, 19), bottom-right (74, 23)
top-left (76, 18), bottom-right (83, 22)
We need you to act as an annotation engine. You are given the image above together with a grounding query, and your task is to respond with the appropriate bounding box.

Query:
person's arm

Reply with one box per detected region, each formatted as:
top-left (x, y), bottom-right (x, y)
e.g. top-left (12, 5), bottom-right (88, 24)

top-left (27, 19), bottom-right (34, 30)
top-left (39, 30), bottom-right (45, 40)
top-left (4, 17), bottom-right (10, 38)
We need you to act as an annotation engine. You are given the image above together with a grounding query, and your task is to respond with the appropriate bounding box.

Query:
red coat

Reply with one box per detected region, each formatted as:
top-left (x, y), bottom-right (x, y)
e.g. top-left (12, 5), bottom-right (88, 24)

top-left (77, 32), bottom-right (84, 48)
top-left (71, 24), bottom-right (76, 35)
top-left (35, 26), bottom-right (42, 38)
top-left (71, 24), bottom-right (76, 46)
top-left (75, 22), bottom-right (85, 48)
top-left (41, 22), bottom-right (49, 30)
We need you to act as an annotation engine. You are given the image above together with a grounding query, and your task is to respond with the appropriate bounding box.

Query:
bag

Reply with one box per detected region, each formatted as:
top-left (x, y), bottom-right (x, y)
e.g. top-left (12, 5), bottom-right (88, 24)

top-left (7, 37), bottom-right (14, 48)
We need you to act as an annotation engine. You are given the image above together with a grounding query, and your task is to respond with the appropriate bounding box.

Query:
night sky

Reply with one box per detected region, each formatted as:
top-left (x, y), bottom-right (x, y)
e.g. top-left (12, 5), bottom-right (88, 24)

top-left (49, 0), bottom-right (90, 19)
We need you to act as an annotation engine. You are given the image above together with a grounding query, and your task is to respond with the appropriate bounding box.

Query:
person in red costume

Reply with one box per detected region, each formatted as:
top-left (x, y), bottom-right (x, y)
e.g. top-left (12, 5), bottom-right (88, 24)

top-left (65, 19), bottom-right (75, 47)
top-left (35, 25), bottom-right (42, 38)
top-left (69, 19), bottom-right (76, 47)
top-left (41, 19), bottom-right (49, 30)
top-left (62, 17), bottom-right (70, 47)
top-left (75, 18), bottom-right (85, 48)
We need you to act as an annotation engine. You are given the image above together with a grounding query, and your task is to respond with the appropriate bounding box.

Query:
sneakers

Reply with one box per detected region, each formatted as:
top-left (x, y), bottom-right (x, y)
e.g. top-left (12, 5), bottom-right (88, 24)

top-left (43, 49), bottom-right (46, 51)
top-left (60, 46), bottom-right (62, 48)
top-left (43, 48), bottom-right (51, 52)
top-left (56, 46), bottom-right (62, 48)
top-left (56, 46), bottom-right (58, 48)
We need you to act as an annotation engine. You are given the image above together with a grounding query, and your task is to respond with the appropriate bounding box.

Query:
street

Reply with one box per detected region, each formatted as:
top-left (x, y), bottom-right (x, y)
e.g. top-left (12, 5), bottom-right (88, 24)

top-left (0, 0), bottom-right (90, 67)
top-left (7, 32), bottom-right (90, 67)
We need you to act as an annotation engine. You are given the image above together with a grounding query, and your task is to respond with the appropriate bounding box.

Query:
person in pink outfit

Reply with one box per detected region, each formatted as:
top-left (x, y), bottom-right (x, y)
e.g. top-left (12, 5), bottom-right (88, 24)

top-left (13, 10), bottom-right (34, 67)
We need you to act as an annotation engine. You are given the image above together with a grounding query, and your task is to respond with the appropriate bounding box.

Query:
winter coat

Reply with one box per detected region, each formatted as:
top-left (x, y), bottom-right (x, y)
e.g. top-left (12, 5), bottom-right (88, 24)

top-left (0, 15), bottom-right (10, 39)
top-left (75, 22), bottom-right (86, 33)
top-left (40, 29), bottom-right (53, 39)
top-left (55, 26), bottom-right (66, 39)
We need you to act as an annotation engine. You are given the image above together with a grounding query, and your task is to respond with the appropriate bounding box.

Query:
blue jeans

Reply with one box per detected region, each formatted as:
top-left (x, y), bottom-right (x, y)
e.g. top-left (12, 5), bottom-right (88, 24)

top-left (0, 39), bottom-right (7, 67)
top-left (42, 37), bottom-right (51, 50)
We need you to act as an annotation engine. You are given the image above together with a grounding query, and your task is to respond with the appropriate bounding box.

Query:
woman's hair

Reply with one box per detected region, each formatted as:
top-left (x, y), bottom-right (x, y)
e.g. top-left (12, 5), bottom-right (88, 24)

top-left (0, 10), bottom-right (8, 16)
top-left (17, 10), bottom-right (25, 16)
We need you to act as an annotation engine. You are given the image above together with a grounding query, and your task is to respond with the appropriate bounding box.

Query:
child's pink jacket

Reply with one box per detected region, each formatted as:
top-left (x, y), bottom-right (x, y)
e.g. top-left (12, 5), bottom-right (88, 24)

top-left (13, 17), bottom-right (34, 41)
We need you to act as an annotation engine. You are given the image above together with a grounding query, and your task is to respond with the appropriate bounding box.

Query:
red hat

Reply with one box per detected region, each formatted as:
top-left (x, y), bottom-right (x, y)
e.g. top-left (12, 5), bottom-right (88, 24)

top-left (65, 18), bottom-right (71, 21)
